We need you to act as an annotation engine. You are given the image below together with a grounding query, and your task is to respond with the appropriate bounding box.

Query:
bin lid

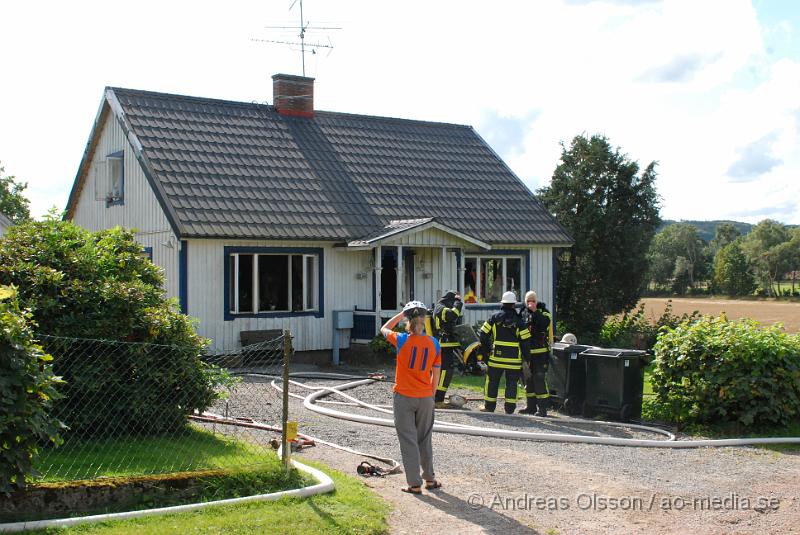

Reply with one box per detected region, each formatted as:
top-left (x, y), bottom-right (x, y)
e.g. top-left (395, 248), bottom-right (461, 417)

top-left (552, 342), bottom-right (595, 352)
top-left (581, 348), bottom-right (648, 359)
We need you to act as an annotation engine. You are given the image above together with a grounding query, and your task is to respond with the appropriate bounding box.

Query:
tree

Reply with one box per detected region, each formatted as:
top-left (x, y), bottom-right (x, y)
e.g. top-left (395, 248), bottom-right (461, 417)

top-left (742, 219), bottom-right (790, 296)
top-left (709, 222), bottom-right (740, 253)
top-left (646, 223), bottom-right (708, 294)
top-left (536, 134), bottom-right (661, 334)
top-left (787, 228), bottom-right (800, 295)
top-left (713, 240), bottom-right (756, 296)
top-left (0, 162), bottom-right (31, 223)
top-left (0, 217), bottom-right (230, 437)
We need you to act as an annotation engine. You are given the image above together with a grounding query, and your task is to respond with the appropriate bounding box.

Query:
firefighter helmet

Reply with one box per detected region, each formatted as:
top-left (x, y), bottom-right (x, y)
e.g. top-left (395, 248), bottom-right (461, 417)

top-left (561, 333), bottom-right (578, 344)
top-left (500, 291), bottom-right (517, 304)
top-left (448, 394), bottom-right (467, 408)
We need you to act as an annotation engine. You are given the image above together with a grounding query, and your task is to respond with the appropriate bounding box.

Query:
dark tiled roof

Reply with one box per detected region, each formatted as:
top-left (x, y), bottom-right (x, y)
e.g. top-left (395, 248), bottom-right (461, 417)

top-left (108, 87), bottom-right (573, 244)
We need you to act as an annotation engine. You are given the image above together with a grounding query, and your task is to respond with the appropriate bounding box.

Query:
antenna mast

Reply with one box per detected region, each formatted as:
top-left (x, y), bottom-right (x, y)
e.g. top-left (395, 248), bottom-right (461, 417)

top-left (253, 0), bottom-right (339, 77)
top-left (298, 0), bottom-right (306, 76)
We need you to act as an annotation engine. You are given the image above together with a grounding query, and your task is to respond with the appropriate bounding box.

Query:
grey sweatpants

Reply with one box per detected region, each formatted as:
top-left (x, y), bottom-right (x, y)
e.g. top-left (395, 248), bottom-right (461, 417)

top-left (393, 392), bottom-right (436, 487)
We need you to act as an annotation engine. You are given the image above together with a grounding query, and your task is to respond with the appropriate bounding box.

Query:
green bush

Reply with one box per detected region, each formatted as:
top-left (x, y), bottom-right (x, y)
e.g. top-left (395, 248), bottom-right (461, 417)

top-left (0, 286), bottom-right (64, 494)
top-left (598, 301), bottom-right (701, 350)
top-left (651, 315), bottom-right (800, 428)
top-left (0, 218), bottom-right (230, 437)
top-left (368, 334), bottom-right (395, 355)
top-left (368, 324), bottom-right (407, 355)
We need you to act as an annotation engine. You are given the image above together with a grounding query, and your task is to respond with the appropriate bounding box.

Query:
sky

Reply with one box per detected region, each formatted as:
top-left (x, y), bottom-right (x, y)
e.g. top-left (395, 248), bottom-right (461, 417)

top-left (1, 0), bottom-right (799, 225)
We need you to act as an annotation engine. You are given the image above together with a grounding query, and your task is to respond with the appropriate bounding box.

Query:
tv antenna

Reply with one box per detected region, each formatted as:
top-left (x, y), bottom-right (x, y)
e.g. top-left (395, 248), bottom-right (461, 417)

top-left (253, 0), bottom-right (340, 76)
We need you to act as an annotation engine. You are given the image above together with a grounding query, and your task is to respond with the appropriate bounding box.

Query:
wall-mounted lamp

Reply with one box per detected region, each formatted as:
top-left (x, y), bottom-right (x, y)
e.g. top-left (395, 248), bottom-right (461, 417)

top-left (161, 236), bottom-right (175, 249)
top-left (355, 272), bottom-right (368, 280)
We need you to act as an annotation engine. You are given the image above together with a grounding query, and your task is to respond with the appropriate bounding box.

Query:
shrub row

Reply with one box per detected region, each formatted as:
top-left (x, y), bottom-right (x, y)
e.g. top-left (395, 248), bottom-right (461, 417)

top-left (0, 286), bottom-right (64, 494)
top-left (652, 316), bottom-right (800, 428)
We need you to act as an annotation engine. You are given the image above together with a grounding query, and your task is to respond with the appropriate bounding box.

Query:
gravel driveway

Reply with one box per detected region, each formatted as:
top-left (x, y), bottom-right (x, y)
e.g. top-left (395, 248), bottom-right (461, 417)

top-left (283, 365), bottom-right (800, 535)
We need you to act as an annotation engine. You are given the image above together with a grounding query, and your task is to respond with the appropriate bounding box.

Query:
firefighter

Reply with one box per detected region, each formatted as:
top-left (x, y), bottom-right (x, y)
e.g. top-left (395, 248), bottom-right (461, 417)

top-left (520, 291), bottom-right (553, 416)
top-left (478, 291), bottom-right (531, 414)
top-left (433, 290), bottom-right (463, 408)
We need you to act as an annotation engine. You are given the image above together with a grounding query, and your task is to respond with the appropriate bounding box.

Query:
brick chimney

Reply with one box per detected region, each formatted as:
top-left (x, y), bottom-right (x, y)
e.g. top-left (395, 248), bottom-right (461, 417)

top-left (272, 74), bottom-right (315, 118)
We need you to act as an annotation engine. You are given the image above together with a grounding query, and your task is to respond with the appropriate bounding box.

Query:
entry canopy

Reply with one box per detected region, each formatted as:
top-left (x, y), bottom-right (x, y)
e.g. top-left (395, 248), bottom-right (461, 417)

top-left (344, 218), bottom-right (491, 251)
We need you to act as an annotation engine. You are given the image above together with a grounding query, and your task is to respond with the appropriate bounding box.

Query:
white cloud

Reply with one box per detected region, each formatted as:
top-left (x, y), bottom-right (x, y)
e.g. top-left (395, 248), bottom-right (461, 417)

top-left (0, 0), bottom-right (798, 224)
top-left (727, 131), bottom-right (783, 181)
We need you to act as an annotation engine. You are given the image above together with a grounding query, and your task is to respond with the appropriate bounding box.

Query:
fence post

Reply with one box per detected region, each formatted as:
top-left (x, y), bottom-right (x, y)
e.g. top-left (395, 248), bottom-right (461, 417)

top-left (281, 329), bottom-right (293, 471)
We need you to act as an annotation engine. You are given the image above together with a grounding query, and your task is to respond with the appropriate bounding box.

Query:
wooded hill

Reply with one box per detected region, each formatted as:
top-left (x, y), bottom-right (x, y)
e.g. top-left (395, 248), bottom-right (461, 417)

top-left (659, 220), bottom-right (753, 243)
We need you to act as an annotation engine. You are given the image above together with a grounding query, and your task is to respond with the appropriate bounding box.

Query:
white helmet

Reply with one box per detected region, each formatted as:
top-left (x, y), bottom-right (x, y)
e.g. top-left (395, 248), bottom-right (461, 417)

top-left (402, 300), bottom-right (428, 319)
top-left (500, 291), bottom-right (517, 304)
top-left (561, 333), bottom-right (578, 344)
top-left (448, 394), bottom-right (467, 408)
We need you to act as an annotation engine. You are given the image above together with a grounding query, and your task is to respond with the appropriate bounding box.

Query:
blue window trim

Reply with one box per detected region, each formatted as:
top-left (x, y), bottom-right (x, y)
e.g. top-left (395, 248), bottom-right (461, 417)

top-left (142, 246), bottom-right (153, 262)
top-left (223, 246), bottom-right (324, 321)
top-left (179, 241), bottom-right (188, 314)
top-left (462, 249), bottom-right (531, 309)
top-left (105, 150), bottom-right (125, 207)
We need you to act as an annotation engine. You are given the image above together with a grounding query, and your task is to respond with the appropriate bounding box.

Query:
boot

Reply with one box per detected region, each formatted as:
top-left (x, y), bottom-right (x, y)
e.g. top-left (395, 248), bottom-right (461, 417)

top-left (535, 398), bottom-right (549, 417)
top-left (504, 403), bottom-right (516, 415)
top-left (519, 402), bottom-right (537, 415)
top-left (480, 402), bottom-right (496, 413)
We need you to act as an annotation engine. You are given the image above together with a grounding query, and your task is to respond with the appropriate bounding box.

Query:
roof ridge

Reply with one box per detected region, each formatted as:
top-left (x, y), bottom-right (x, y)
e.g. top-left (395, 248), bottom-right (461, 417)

top-left (107, 86), bottom-right (474, 130)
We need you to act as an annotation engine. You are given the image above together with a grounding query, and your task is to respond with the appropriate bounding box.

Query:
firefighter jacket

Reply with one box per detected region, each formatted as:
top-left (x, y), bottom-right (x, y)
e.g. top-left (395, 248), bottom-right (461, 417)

top-left (521, 306), bottom-right (552, 359)
top-left (433, 296), bottom-right (463, 349)
top-left (479, 307), bottom-right (531, 370)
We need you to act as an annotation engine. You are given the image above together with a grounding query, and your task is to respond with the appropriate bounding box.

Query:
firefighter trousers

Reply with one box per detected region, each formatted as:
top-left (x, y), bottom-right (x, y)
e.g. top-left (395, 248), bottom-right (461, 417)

top-left (525, 355), bottom-right (550, 401)
top-left (434, 347), bottom-right (458, 402)
top-left (484, 365), bottom-right (522, 414)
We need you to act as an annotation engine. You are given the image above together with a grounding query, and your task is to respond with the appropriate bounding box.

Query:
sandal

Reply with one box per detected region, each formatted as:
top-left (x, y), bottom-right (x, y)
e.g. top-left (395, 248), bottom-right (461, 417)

top-left (424, 480), bottom-right (442, 490)
top-left (401, 486), bottom-right (422, 495)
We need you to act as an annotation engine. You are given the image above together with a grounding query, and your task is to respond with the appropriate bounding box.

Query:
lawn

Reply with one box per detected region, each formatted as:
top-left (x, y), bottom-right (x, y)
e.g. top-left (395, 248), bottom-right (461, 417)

top-left (35, 427), bottom-right (277, 482)
top-left (32, 460), bottom-right (390, 535)
top-left (448, 373), bottom-right (485, 393)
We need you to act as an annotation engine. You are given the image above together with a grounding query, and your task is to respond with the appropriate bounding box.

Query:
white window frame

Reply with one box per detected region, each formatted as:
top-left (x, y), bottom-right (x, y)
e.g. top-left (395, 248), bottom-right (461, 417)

top-left (228, 252), bottom-right (320, 314)
top-left (105, 151), bottom-right (124, 204)
top-left (464, 254), bottom-right (525, 304)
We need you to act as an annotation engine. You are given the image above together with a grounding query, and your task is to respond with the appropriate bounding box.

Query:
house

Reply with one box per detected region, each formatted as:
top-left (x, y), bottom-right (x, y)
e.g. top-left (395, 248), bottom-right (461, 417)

top-left (66, 74), bottom-right (573, 352)
top-left (0, 212), bottom-right (11, 236)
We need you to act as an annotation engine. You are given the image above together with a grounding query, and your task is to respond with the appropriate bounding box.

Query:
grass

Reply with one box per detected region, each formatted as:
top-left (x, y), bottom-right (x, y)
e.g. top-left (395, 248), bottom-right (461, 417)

top-left (448, 373), bottom-right (486, 393)
top-left (453, 363), bottom-right (657, 397)
top-left (35, 427), bottom-right (275, 482)
top-left (31, 460), bottom-right (390, 534)
top-left (13, 428), bottom-right (319, 523)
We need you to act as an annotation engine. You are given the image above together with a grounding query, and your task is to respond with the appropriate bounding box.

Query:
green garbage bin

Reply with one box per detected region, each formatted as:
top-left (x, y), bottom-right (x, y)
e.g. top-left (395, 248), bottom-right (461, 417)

top-left (547, 342), bottom-right (594, 415)
top-left (581, 348), bottom-right (649, 421)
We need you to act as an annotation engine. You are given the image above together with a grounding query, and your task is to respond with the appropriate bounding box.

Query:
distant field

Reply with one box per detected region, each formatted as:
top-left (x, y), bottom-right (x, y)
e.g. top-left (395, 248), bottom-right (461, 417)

top-left (640, 297), bottom-right (800, 333)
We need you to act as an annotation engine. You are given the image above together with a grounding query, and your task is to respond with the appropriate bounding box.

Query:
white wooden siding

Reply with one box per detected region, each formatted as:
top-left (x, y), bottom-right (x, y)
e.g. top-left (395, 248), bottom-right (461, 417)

top-left (188, 239), bottom-right (375, 352)
top-left (68, 115), bottom-right (560, 351)
top-left (70, 111), bottom-right (179, 298)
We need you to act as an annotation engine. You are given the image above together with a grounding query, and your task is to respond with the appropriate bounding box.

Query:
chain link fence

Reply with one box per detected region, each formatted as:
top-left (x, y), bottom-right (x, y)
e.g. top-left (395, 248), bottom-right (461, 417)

top-left (32, 333), bottom-right (293, 483)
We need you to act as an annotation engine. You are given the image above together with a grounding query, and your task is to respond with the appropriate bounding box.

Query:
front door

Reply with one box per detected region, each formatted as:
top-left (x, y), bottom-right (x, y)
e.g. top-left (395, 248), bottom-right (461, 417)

top-left (380, 249), bottom-right (397, 310)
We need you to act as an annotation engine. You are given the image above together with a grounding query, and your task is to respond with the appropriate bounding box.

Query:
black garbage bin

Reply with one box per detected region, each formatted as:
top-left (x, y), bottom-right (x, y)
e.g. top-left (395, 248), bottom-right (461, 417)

top-left (581, 348), bottom-right (649, 421)
top-left (547, 342), bottom-right (594, 415)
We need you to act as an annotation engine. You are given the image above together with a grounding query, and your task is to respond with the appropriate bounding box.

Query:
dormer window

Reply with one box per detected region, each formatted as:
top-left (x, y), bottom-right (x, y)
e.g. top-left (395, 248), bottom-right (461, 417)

top-left (106, 150), bottom-right (124, 205)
